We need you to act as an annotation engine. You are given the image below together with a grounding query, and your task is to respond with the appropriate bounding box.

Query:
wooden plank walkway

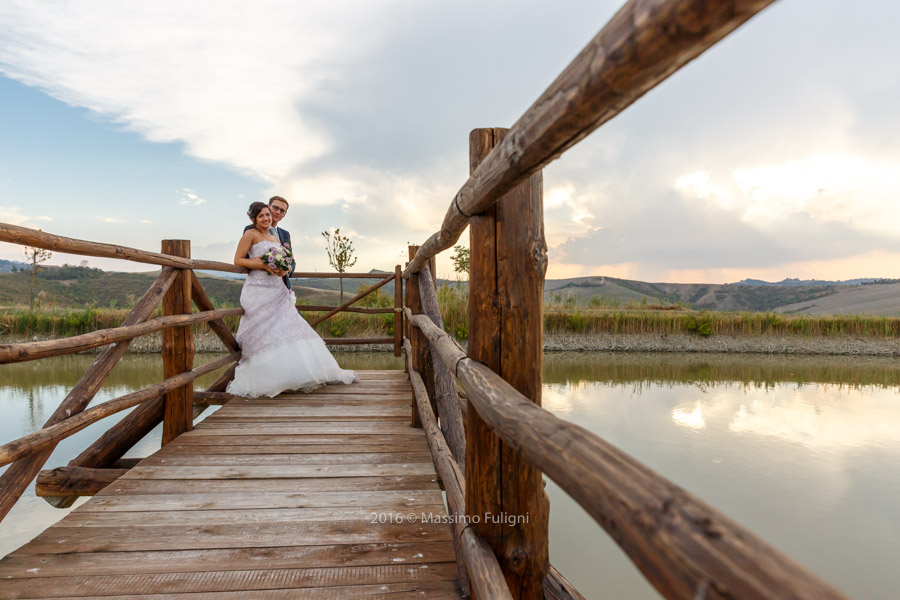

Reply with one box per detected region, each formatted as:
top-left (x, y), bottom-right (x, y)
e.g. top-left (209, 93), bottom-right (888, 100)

top-left (0, 370), bottom-right (463, 599)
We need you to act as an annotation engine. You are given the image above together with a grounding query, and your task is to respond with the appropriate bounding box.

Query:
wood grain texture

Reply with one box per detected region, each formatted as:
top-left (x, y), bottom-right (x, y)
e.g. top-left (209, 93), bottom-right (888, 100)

top-left (406, 246), bottom-right (437, 428)
top-left (409, 307), bottom-right (848, 599)
top-left (0, 222), bottom-right (243, 273)
top-left (3, 373), bottom-right (464, 598)
top-left (0, 543), bottom-right (455, 578)
top-left (298, 305), bottom-right (395, 314)
top-left (161, 240), bottom-right (194, 444)
top-left (417, 264), bottom-right (466, 469)
top-left (543, 565), bottom-right (587, 600)
top-left (35, 467), bottom-right (129, 497)
top-left (0, 563), bottom-right (458, 597)
top-left (322, 337), bottom-right (394, 346)
top-left (73, 490), bottom-right (444, 512)
top-left (0, 268), bottom-right (177, 518)
top-left (405, 342), bottom-right (570, 600)
top-left (0, 308), bottom-right (240, 364)
top-left (190, 271), bottom-right (242, 358)
top-left (466, 127), bottom-right (549, 598)
top-left (404, 0), bottom-right (777, 277)
top-left (191, 391), bottom-right (233, 405)
top-left (65, 361), bottom-right (234, 478)
top-left (394, 264), bottom-right (403, 357)
top-left (461, 528), bottom-right (514, 600)
top-left (3, 582), bottom-right (462, 599)
top-left (406, 353), bottom-right (469, 594)
top-left (1, 355), bottom-right (233, 467)
top-left (309, 274), bottom-right (395, 327)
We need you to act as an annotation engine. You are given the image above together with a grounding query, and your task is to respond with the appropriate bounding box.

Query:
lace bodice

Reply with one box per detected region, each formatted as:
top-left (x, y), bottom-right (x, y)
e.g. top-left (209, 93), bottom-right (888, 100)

top-left (248, 239), bottom-right (281, 258)
top-left (246, 240), bottom-right (287, 288)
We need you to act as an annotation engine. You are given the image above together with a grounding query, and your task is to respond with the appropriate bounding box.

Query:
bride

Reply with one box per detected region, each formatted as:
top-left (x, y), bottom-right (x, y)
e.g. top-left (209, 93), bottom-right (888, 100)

top-left (226, 201), bottom-right (358, 398)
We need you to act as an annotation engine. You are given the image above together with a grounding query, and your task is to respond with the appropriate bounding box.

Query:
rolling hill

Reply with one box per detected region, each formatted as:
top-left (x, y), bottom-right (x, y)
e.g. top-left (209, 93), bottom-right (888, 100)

top-left (3, 266), bottom-right (899, 315)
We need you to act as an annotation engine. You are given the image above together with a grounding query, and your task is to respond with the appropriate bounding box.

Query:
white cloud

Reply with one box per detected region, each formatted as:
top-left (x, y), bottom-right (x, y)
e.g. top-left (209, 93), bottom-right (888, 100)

top-left (0, 206), bottom-right (53, 227)
top-left (0, 207), bottom-right (51, 226)
top-left (178, 189), bottom-right (207, 206)
top-left (672, 154), bottom-right (900, 237)
top-left (0, 1), bottom-right (403, 184)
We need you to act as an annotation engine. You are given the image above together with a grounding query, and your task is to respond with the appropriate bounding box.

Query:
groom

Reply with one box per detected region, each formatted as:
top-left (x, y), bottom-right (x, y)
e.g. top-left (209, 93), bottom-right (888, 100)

top-left (244, 195), bottom-right (294, 289)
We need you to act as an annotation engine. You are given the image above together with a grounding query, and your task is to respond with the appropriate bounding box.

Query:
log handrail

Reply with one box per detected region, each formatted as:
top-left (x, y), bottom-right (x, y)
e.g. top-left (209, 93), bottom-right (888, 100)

top-left (403, 0), bottom-right (777, 277)
top-left (416, 264), bottom-right (465, 467)
top-left (0, 308), bottom-right (243, 364)
top-left (292, 272), bottom-right (395, 279)
top-left (0, 355), bottom-right (236, 467)
top-left (62, 363), bottom-right (237, 485)
top-left (191, 272), bottom-right (241, 358)
top-left (404, 339), bottom-right (501, 599)
top-left (0, 223), bottom-right (244, 273)
top-left (309, 273), bottom-right (395, 327)
top-left (405, 337), bottom-right (588, 600)
top-left (298, 305), bottom-right (395, 314)
top-left (0, 267), bottom-right (178, 521)
top-left (404, 310), bottom-right (847, 600)
top-left (322, 337), bottom-right (394, 346)
top-left (35, 467), bottom-right (129, 498)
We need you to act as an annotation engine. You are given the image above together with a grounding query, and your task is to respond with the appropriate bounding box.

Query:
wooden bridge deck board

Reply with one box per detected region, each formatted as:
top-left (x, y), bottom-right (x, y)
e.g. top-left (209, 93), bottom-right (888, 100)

top-left (0, 372), bottom-right (463, 599)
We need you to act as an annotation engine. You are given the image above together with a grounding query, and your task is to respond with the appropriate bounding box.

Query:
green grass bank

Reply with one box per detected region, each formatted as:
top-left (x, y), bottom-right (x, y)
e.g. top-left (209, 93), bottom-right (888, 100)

top-left (2, 284), bottom-right (899, 355)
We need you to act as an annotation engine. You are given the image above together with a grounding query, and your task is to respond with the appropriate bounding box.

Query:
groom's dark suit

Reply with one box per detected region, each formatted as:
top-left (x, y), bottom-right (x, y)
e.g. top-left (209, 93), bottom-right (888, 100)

top-left (243, 224), bottom-right (294, 290)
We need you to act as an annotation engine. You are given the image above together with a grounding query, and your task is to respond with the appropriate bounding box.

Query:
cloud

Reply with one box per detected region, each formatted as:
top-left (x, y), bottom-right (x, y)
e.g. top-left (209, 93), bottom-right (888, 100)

top-left (179, 188), bottom-right (207, 206)
top-left (0, 207), bottom-right (50, 223)
top-left (2, 0), bottom-right (900, 281)
top-left (0, 1), bottom-right (406, 184)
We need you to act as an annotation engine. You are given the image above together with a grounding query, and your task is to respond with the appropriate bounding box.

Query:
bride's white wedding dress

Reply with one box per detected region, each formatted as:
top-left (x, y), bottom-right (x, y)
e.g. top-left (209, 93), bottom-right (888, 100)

top-left (226, 240), bottom-right (358, 398)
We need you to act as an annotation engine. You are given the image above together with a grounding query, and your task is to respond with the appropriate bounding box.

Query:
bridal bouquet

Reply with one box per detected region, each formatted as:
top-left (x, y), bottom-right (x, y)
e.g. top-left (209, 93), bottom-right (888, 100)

top-left (261, 245), bottom-right (293, 275)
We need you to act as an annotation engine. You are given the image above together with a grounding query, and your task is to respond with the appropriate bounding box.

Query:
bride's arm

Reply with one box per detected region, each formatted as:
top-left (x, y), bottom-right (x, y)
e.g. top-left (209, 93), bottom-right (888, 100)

top-left (234, 232), bottom-right (279, 273)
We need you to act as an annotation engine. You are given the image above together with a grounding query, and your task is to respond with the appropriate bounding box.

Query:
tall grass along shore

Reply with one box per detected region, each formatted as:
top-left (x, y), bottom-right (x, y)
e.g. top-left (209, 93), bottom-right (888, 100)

top-left (2, 283), bottom-right (899, 355)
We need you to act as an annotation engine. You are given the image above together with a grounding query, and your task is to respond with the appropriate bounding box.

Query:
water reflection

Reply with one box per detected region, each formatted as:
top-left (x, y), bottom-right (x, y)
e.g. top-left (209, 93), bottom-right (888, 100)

top-left (542, 352), bottom-right (900, 600)
top-left (0, 353), bottom-right (233, 556)
top-left (1, 352), bottom-right (897, 599)
top-left (543, 351), bottom-right (900, 389)
top-left (672, 400), bottom-right (705, 429)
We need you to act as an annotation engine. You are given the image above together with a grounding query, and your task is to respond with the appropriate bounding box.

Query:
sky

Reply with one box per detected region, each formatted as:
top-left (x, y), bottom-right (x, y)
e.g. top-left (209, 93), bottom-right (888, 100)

top-left (1, 0), bottom-right (899, 283)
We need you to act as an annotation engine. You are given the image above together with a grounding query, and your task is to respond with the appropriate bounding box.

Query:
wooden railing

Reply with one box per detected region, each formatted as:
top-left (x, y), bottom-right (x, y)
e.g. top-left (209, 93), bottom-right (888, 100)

top-left (0, 224), bottom-right (402, 516)
top-left (295, 267), bottom-right (404, 356)
top-left (0, 229), bottom-right (244, 517)
top-left (400, 0), bottom-right (850, 598)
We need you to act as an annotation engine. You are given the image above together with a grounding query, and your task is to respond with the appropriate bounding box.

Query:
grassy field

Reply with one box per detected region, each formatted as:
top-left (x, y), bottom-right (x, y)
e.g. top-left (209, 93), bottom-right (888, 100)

top-left (3, 282), bottom-right (898, 343)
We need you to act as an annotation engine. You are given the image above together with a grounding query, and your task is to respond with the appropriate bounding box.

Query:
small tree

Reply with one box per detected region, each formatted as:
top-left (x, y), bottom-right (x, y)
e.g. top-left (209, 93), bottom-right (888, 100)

top-left (451, 245), bottom-right (470, 278)
top-left (22, 243), bottom-right (52, 308)
top-left (321, 228), bottom-right (358, 302)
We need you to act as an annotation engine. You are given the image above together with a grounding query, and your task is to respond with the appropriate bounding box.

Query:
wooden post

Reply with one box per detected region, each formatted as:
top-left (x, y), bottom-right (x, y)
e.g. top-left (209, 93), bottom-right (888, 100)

top-left (0, 268), bottom-right (177, 516)
top-left (406, 246), bottom-right (437, 427)
top-left (161, 240), bottom-right (194, 445)
top-left (466, 127), bottom-right (549, 598)
top-left (394, 265), bottom-right (403, 358)
top-left (418, 264), bottom-right (466, 470)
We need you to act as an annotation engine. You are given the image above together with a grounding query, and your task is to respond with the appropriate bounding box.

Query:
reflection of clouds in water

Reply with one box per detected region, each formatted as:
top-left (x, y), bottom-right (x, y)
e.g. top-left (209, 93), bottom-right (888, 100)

top-left (542, 385), bottom-right (576, 415)
top-left (672, 401), bottom-right (706, 430)
top-left (729, 387), bottom-right (900, 450)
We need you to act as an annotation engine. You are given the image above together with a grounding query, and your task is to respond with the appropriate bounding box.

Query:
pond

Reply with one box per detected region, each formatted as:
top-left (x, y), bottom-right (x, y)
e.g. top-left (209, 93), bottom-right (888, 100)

top-left (1, 351), bottom-right (897, 599)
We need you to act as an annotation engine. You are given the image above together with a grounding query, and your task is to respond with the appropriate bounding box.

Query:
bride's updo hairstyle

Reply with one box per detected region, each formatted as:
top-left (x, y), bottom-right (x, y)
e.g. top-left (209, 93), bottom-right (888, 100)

top-left (247, 201), bottom-right (268, 224)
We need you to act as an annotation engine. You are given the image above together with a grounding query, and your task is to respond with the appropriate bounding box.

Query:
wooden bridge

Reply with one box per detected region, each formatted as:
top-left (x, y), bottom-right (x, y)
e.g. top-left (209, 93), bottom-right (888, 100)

top-left (0, 1), bottom-right (851, 598)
